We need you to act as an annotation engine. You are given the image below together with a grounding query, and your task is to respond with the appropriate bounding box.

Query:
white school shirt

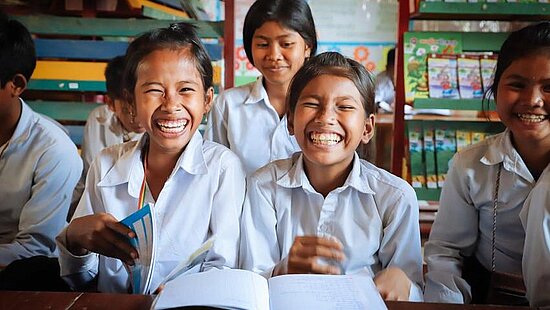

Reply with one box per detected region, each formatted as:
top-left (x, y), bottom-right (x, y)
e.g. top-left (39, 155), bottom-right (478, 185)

top-left (239, 153), bottom-right (424, 301)
top-left (0, 99), bottom-right (82, 265)
top-left (71, 105), bottom-right (143, 218)
top-left (57, 131), bottom-right (246, 293)
top-left (520, 164), bottom-right (550, 308)
top-left (424, 129), bottom-right (536, 304)
top-left (204, 77), bottom-right (300, 175)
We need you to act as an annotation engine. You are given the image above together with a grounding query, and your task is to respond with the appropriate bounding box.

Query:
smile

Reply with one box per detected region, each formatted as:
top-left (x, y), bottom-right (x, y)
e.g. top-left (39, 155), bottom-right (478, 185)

top-left (516, 113), bottom-right (548, 123)
top-left (156, 119), bottom-right (188, 133)
top-left (309, 132), bottom-right (342, 146)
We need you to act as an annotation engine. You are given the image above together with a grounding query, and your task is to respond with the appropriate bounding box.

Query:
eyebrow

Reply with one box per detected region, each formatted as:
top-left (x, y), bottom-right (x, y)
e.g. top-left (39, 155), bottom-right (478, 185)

top-left (504, 74), bottom-right (550, 83)
top-left (299, 94), bottom-right (360, 102)
top-left (140, 80), bottom-right (199, 87)
top-left (253, 33), bottom-right (297, 40)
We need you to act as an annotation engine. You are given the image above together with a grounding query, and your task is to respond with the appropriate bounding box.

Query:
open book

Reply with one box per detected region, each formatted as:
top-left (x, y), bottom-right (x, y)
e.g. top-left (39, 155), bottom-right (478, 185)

top-left (120, 204), bottom-right (215, 294)
top-left (153, 269), bottom-right (388, 310)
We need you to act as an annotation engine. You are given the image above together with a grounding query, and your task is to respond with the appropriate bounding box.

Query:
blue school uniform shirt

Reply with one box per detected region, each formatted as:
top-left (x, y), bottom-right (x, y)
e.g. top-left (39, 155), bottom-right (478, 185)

top-left (0, 99), bottom-right (82, 265)
top-left (239, 152), bottom-right (424, 301)
top-left (57, 131), bottom-right (246, 293)
top-left (204, 77), bottom-right (300, 175)
top-left (424, 129), bottom-right (535, 303)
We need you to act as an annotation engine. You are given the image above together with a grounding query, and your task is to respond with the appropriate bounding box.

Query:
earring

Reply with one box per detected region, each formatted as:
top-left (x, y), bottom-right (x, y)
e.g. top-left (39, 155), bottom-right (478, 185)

top-left (129, 110), bottom-right (136, 124)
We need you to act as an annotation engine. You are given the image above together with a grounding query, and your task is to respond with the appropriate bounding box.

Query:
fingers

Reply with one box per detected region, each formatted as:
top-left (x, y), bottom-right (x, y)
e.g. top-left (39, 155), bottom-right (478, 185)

top-left (374, 267), bottom-right (411, 301)
top-left (287, 236), bottom-right (346, 275)
top-left (67, 213), bottom-right (138, 264)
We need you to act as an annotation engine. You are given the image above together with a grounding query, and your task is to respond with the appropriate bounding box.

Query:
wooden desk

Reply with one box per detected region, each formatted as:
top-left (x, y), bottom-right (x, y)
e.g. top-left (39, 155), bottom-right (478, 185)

top-left (0, 291), bottom-right (534, 310)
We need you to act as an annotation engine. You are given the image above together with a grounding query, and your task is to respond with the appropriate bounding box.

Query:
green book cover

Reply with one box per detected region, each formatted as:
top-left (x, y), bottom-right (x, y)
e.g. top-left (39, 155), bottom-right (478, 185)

top-left (408, 123), bottom-right (425, 188)
top-left (404, 32), bottom-right (463, 102)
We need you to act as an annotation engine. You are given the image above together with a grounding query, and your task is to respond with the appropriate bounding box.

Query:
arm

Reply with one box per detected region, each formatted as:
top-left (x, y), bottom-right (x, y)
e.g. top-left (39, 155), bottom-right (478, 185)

top-left (202, 151), bottom-right (246, 270)
top-left (376, 185), bottom-right (424, 301)
top-left (239, 174), bottom-right (281, 278)
top-left (57, 155), bottom-right (135, 291)
top-left (203, 94), bottom-right (230, 147)
top-left (424, 154), bottom-right (478, 303)
top-left (0, 144), bottom-right (82, 265)
top-left (521, 171), bottom-right (550, 307)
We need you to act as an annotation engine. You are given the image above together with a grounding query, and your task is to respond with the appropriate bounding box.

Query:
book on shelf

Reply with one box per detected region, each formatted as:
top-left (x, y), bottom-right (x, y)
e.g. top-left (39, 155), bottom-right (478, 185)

top-left (120, 204), bottom-right (215, 294)
top-left (152, 268), bottom-right (388, 310)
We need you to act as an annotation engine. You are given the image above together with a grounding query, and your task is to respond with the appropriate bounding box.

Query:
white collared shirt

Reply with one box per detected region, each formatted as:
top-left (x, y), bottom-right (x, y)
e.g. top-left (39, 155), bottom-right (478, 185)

top-left (0, 99), bottom-right (82, 265)
top-left (520, 164), bottom-right (550, 307)
top-left (204, 77), bottom-right (300, 175)
top-left (424, 129), bottom-right (536, 303)
top-left (71, 105), bottom-right (143, 219)
top-left (57, 131), bottom-right (246, 293)
top-left (240, 153), bottom-right (424, 301)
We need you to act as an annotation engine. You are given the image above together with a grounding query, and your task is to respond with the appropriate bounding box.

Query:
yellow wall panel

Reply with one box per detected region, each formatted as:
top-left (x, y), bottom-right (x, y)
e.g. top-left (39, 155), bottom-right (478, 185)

top-left (33, 61), bottom-right (107, 81)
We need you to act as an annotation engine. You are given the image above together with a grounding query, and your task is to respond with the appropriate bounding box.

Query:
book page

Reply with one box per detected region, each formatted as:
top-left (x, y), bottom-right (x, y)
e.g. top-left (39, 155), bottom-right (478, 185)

top-left (268, 274), bottom-right (387, 310)
top-left (154, 269), bottom-right (270, 310)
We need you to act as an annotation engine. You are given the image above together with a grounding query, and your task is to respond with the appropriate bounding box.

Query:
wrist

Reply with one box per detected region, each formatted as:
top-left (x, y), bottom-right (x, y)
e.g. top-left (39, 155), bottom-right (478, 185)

top-left (273, 256), bottom-right (289, 276)
top-left (66, 224), bottom-right (87, 256)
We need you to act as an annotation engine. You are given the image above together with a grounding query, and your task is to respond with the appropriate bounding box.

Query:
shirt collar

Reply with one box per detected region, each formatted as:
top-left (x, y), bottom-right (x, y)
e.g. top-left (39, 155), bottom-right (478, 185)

top-left (99, 131), bottom-right (208, 198)
top-left (480, 128), bottom-right (533, 182)
top-left (276, 152), bottom-right (374, 195)
top-left (9, 99), bottom-right (34, 147)
top-left (244, 76), bottom-right (268, 105)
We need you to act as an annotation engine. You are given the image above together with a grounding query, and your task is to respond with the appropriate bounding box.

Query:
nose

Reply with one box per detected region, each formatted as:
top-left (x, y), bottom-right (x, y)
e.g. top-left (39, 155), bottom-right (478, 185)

top-left (521, 86), bottom-right (545, 107)
top-left (315, 106), bottom-right (336, 125)
top-left (266, 44), bottom-right (282, 61)
top-left (161, 91), bottom-right (183, 113)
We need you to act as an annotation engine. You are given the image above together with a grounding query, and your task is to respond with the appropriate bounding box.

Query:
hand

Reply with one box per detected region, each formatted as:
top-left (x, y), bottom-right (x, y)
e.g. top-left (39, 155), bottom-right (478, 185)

top-left (374, 267), bottom-right (412, 301)
top-left (275, 236), bottom-right (345, 276)
top-left (66, 213), bottom-right (137, 265)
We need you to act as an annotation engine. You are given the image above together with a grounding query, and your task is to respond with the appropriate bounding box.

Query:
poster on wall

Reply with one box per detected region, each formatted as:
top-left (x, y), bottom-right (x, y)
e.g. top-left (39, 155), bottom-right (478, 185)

top-left (234, 0), bottom-right (398, 86)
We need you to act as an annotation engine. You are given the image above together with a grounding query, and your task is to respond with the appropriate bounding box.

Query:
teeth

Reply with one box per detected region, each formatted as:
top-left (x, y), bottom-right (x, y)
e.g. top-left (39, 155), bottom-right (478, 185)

top-left (157, 119), bottom-right (188, 133)
top-left (517, 113), bottom-right (547, 123)
top-left (309, 132), bottom-right (342, 145)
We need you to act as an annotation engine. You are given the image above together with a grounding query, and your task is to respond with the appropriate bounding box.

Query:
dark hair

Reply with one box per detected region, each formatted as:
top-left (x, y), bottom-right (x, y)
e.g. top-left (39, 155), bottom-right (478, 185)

top-left (123, 22), bottom-right (213, 106)
top-left (288, 52), bottom-right (375, 116)
top-left (105, 55), bottom-right (126, 99)
top-left (485, 22), bottom-right (550, 103)
top-left (243, 0), bottom-right (317, 66)
top-left (386, 48), bottom-right (396, 67)
top-left (0, 14), bottom-right (36, 88)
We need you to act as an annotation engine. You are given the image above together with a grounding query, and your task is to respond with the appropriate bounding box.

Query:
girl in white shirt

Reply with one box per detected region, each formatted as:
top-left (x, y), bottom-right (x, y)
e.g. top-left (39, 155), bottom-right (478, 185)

top-left (205, 0), bottom-right (317, 175)
top-left (240, 52), bottom-right (424, 301)
top-left (424, 22), bottom-right (550, 304)
top-left (57, 23), bottom-right (246, 293)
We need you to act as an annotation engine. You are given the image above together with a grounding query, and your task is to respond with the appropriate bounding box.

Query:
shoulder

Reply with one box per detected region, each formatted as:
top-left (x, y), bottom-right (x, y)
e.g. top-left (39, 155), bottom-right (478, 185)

top-left (248, 157), bottom-right (293, 187)
top-left (360, 159), bottom-right (416, 201)
top-left (215, 82), bottom-right (256, 105)
top-left (32, 114), bottom-right (79, 157)
top-left (95, 140), bottom-right (138, 169)
top-left (450, 132), bottom-right (503, 169)
top-left (202, 139), bottom-right (243, 169)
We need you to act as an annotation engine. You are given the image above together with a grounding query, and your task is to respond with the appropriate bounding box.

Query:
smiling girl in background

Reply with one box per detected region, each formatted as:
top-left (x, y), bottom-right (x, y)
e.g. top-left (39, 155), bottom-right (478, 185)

top-left (205, 0), bottom-right (317, 175)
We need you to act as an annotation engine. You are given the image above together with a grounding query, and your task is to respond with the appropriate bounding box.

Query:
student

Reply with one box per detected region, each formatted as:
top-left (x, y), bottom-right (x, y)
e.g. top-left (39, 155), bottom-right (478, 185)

top-left (374, 47), bottom-right (395, 113)
top-left (204, 0), bottom-right (317, 175)
top-left (240, 52), bottom-right (424, 301)
top-left (0, 15), bottom-right (82, 266)
top-left (424, 22), bottom-right (550, 304)
top-left (56, 23), bottom-right (246, 293)
top-left (70, 55), bottom-right (145, 220)
top-left (520, 164), bottom-right (550, 307)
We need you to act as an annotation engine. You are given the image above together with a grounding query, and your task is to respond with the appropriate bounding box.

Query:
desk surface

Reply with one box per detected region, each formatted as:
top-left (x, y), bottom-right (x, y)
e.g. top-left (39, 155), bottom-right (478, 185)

top-left (0, 291), bottom-right (533, 310)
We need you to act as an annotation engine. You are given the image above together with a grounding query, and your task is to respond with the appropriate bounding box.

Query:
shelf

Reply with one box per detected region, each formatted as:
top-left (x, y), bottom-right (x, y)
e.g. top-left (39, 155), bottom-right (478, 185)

top-left (413, 98), bottom-right (496, 111)
top-left (11, 15), bottom-right (223, 38)
top-left (415, 188), bottom-right (441, 202)
top-left (27, 101), bottom-right (99, 125)
top-left (412, 2), bottom-right (550, 21)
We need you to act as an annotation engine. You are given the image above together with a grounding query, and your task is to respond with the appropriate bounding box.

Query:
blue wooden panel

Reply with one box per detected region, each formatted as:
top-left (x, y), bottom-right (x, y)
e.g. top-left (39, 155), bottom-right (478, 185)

top-left (34, 38), bottom-right (222, 61)
top-left (34, 39), bottom-right (128, 60)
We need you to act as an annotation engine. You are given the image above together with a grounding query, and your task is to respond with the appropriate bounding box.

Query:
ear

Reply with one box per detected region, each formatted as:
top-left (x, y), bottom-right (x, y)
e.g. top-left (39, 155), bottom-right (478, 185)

top-left (287, 109), bottom-right (295, 136)
top-left (361, 113), bottom-right (375, 144)
top-left (104, 95), bottom-right (116, 112)
top-left (304, 44), bottom-right (311, 59)
top-left (203, 87), bottom-right (214, 114)
top-left (10, 74), bottom-right (27, 97)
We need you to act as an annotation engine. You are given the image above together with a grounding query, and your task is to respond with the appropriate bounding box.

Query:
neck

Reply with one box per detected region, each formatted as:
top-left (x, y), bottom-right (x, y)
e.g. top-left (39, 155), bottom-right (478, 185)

top-left (144, 143), bottom-right (182, 200)
top-left (0, 99), bottom-right (22, 146)
top-left (264, 80), bottom-right (288, 118)
top-left (514, 138), bottom-right (550, 180)
top-left (304, 159), bottom-right (353, 198)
